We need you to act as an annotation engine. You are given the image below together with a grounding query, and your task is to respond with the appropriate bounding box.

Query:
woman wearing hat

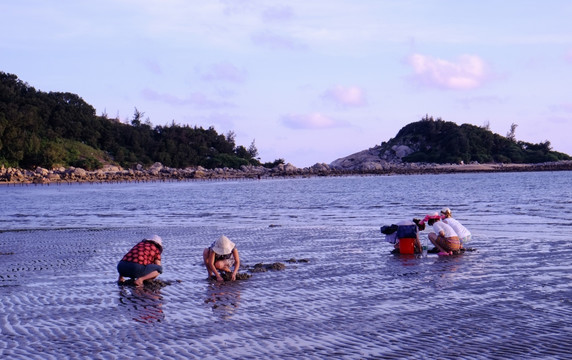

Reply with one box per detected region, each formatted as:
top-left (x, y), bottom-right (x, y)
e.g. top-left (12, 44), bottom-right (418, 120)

top-left (424, 213), bottom-right (460, 255)
top-left (117, 235), bottom-right (163, 287)
top-left (440, 207), bottom-right (471, 248)
top-left (203, 235), bottom-right (240, 282)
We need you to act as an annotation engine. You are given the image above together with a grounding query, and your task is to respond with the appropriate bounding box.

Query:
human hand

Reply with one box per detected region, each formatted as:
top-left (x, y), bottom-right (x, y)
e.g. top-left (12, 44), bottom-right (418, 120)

top-left (231, 273), bottom-right (236, 281)
top-left (216, 275), bottom-right (224, 282)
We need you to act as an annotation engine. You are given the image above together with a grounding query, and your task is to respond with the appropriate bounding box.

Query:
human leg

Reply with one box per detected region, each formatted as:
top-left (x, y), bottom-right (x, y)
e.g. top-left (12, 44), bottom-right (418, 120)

top-left (445, 237), bottom-right (461, 254)
top-left (429, 233), bottom-right (450, 254)
top-left (414, 237), bottom-right (422, 253)
top-left (203, 248), bottom-right (214, 277)
top-left (117, 260), bottom-right (139, 283)
top-left (132, 264), bottom-right (163, 287)
top-left (214, 259), bottom-right (232, 273)
top-left (134, 270), bottom-right (160, 287)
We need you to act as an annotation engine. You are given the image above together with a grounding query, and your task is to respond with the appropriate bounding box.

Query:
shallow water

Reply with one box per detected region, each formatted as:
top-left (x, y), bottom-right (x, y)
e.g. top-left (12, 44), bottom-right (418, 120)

top-left (1, 172), bottom-right (572, 359)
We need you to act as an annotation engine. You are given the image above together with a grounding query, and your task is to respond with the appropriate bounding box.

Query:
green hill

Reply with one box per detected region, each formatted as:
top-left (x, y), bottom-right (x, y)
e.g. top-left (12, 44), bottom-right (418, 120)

top-left (0, 71), bottom-right (264, 170)
top-left (381, 116), bottom-right (570, 164)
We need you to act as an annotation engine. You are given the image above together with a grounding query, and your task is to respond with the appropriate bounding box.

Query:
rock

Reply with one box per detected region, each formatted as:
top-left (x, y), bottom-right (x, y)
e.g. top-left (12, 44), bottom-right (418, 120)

top-left (70, 167), bottom-right (86, 178)
top-left (35, 167), bottom-right (49, 176)
top-left (330, 147), bottom-right (384, 170)
top-left (118, 278), bottom-right (181, 290)
top-left (392, 145), bottom-right (414, 159)
top-left (250, 262), bottom-right (286, 272)
top-left (47, 173), bottom-right (61, 181)
top-left (284, 163), bottom-right (297, 174)
top-left (213, 272), bottom-right (251, 281)
top-left (102, 164), bottom-right (122, 172)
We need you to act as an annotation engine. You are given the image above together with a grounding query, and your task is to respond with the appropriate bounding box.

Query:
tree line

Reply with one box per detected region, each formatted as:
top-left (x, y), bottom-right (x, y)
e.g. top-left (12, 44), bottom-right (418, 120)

top-left (383, 115), bottom-right (570, 164)
top-left (0, 71), bottom-right (283, 170)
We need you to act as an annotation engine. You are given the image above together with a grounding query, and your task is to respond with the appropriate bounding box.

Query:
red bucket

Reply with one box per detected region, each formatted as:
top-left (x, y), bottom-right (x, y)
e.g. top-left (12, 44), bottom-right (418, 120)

top-left (398, 238), bottom-right (415, 254)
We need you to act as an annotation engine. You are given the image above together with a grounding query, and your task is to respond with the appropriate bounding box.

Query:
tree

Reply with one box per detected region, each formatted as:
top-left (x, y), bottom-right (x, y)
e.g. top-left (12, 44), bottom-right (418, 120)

top-left (248, 139), bottom-right (259, 159)
top-left (506, 123), bottom-right (518, 142)
top-left (131, 107), bottom-right (144, 127)
top-left (226, 131), bottom-right (236, 148)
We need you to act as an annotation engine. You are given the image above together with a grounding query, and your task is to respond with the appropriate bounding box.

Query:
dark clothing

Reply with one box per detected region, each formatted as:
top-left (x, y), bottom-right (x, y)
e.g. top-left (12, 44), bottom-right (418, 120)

top-left (117, 260), bottom-right (163, 279)
top-left (118, 240), bottom-right (163, 279)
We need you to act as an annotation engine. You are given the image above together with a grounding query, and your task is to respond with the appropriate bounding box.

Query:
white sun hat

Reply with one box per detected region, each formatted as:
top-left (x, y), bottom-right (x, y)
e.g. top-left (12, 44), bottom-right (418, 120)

top-left (211, 235), bottom-right (235, 255)
top-left (145, 235), bottom-right (163, 249)
top-left (440, 207), bottom-right (451, 215)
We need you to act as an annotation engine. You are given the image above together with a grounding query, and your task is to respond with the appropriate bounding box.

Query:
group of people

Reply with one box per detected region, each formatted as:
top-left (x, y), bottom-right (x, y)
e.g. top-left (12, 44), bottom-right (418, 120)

top-left (116, 207), bottom-right (470, 286)
top-left (382, 207), bottom-right (472, 256)
top-left (117, 234), bottom-right (241, 287)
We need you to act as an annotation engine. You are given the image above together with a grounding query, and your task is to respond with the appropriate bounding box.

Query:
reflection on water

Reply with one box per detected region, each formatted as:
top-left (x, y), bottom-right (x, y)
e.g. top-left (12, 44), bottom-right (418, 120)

top-left (118, 285), bottom-right (165, 324)
top-left (1, 172), bottom-right (571, 358)
top-left (204, 281), bottom-right (242, 319)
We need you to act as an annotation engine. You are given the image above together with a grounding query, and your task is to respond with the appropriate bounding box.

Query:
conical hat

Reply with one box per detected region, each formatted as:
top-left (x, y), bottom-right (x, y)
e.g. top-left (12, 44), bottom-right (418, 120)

top-left (211, 235), bottom-right (235, 255)
top-left (145, 234), bottom-right (163, 249)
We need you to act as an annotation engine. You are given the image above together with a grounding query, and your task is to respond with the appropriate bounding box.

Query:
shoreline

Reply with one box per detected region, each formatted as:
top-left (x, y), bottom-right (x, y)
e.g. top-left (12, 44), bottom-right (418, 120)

top-left (1, 160), bottom-right (572, 185)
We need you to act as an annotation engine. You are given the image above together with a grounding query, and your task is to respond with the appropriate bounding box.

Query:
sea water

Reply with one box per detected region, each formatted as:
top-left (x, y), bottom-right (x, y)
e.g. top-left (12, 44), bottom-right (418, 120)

top-left (2, 171), bottom-right (570, 232)
top-left (1, 171), bottom-right (571, 359)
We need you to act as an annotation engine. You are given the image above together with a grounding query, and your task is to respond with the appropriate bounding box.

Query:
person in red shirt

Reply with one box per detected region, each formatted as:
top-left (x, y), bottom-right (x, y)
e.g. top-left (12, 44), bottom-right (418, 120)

top-left (117, 235), bottom-right (163, 287)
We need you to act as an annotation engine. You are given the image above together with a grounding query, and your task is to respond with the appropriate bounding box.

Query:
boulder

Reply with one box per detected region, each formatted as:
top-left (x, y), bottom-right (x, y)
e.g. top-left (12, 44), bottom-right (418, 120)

top-left (148, 162), bottom-right (163, 174)
top-left (392, 145), bottom-right (414, 159)
top-left (72, 168), bottom-right (87, 178)
top-left (284, 163), bottom-right (297, 174)
top-left (35, 167), bottom-right (49, 176)
top-left (330, 147), bottom-right (384, 170)
top-left (102, 164), bottom-right (122, 173)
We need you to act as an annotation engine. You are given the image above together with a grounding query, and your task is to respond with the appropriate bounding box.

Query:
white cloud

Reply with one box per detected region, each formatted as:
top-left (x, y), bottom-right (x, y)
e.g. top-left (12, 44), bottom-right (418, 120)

top-left (251, 30), bottom-right (306, 50)
top-left (261, 5), bottom-right (294, 22)
top-left (408, 54), bottom-right (489, 90)
top-left (143, 60), bottom-right (162, 75)
top-left (566, 49), bottom-right (572, 63)
top-left (323, 85), bottom-right (367, 107)
top-left (549, 103), bottom-right (572, 113)
top-left (200, 62), bottom-right (247, 83)
top-left (281, 112), bottom-right (343, 129)
top-left (141, 88), bottom-right (236, 109)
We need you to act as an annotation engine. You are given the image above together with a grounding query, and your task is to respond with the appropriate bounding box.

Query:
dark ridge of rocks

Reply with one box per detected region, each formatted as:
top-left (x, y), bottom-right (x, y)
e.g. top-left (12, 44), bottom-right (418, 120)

top-left (212, 272), bottom-right (252, 281)
top-left (248, 262), bottom-right (287, 273)
top-left (2, 160), bottom-right (572, 186)
top-left (210, 259), bottom-right (311, 281)
top-left (118, 278), bottom-right (181, 290)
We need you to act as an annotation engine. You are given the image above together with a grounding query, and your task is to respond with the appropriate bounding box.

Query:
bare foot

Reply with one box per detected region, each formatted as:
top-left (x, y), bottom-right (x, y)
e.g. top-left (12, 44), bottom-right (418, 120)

top-left (117, 276), bottom-right (125, 284)
top-left (134, 278), bottom-right (144, 287)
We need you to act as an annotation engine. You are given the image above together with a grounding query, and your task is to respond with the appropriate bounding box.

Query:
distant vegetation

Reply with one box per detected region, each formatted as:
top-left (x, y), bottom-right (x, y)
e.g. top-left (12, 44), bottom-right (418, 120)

top-left (2, 72), bottom-right (568, 171)
top-left (381, 115), bottom-right (570, 164)
top-left (0, 71), bottom-right (284, 170)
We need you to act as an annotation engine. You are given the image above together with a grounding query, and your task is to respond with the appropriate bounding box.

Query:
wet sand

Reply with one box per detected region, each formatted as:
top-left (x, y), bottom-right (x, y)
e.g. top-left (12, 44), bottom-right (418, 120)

top-left (1, 226), bottom-right (572, 359)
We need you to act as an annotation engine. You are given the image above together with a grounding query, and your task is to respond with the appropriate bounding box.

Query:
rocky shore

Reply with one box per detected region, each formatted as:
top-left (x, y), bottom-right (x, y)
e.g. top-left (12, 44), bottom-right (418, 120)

top-left (1, 159), bottom-right (572, 185)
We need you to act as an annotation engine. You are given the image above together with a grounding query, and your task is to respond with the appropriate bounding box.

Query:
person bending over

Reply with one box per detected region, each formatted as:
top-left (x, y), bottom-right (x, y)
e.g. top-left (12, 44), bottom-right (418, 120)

top-left (424, 213), bottom-right (460, 255)
top-left (117, 235), bottom-right (163, 287)
top-left (381, 218), bottom-right (425, 254)
top-left (440, 207), bottom-right (471, 248)
top-left (203, 235), bottom-right (240, 282)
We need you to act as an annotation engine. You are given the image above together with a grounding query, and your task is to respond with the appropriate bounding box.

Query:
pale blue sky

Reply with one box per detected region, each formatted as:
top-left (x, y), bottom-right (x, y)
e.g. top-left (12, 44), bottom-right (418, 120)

top-left (1, 0), bottom-right (571, 167)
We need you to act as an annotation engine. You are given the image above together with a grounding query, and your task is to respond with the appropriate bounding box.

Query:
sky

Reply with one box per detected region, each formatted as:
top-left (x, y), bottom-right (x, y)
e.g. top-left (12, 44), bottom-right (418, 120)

top-left (1, 0), bottom-right (571, 168)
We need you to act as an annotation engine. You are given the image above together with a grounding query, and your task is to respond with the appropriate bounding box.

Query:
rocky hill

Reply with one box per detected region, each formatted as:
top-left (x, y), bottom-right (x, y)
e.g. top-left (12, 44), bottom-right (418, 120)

top-left (330, 116), bottom-right (571, 171)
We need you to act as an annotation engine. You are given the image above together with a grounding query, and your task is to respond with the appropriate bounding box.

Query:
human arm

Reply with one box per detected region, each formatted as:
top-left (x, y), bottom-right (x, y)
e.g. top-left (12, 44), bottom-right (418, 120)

top-left (206, 249), bottom-right (224, 281)
top-left (154, 249), bottom-right (162, 265)
top-left (230, 248), bottom-right (240, 281)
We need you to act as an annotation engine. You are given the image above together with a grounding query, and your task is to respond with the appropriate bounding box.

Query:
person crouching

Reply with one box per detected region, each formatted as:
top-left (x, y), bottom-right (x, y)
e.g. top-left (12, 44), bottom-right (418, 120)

top-left (203, 235), bottom-right (240, 282)
top-left (424, 213), bottom-right (460, 255)
top-left (117, 235), bottom-right (163, 287)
